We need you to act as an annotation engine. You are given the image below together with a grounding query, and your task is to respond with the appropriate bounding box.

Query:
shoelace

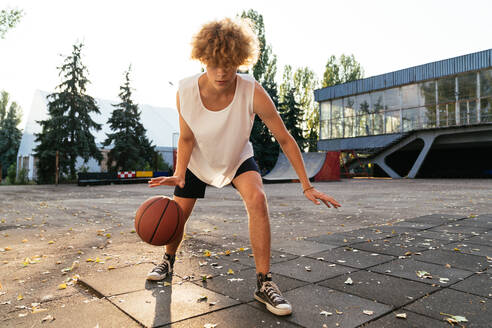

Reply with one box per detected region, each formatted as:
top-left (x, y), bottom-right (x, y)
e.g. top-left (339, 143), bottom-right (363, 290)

top-left (152, 259), bottom-right (170, 273)
top-left (261, 281), bottom-right (284, 304)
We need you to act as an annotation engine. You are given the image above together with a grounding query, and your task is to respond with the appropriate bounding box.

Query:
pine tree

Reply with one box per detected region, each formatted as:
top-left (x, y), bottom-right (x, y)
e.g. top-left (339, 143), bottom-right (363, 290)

top-left (279, 87), bottom-right (305, 152)
top-left (240, 9), bottom-right (280, 173)
top-left (103, 66), bottom-right (155, 172)
top-left (34, 42), bottom-right (102, 183)
top-left (0, 91), bottom-right (22, 178)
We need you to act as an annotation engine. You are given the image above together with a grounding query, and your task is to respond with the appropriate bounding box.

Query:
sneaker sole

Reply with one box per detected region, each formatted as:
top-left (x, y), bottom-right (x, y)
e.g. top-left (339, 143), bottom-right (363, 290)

top-left (254, 294), bottom-right (292, 316)
top-left (146, 270), bottom-right (172, 281)
top-left (146, 274), bottom-right (167, 281)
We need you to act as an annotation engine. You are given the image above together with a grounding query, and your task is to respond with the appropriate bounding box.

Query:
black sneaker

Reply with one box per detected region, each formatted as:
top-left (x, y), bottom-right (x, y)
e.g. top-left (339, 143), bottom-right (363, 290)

top-left (146, 253), bottom-right (175, 281)
top-left (254, 272), bottom-right (292, 316)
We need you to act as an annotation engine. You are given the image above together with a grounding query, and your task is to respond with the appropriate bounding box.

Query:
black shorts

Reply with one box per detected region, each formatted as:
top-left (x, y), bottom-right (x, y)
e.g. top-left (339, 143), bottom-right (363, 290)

top-left (174, 157), bottom-right (260, 199)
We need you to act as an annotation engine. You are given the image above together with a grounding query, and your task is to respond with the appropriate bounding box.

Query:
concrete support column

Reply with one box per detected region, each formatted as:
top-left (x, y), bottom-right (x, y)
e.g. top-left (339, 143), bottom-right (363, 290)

top-left (374, 158), bottom-right (402, 179)
top-left (406, 135), bottom-right (435, 178)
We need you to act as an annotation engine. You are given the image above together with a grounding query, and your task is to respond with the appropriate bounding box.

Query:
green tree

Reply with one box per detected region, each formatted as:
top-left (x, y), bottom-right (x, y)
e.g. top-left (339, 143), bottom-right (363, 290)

top-left (0, 8), bottom-right (23, 39)
top-left (240, 9), bottom-right (280, 173)
top-left (34, 42), bottom-right (102, 183)
top-left (322, 54), bottom-right (364, 88)
top-left (0, 91), bottom-right (22, 178)
top-left (293, 67), bottom-right (320, 151)
top-left (279, 66), bottom-right (306, 151)
top-left (103, 66), bottom-right (156, 171)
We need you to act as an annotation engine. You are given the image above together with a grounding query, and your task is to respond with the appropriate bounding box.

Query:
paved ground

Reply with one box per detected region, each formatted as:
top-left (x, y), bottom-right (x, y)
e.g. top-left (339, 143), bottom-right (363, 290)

top-left (0, 179), bottom-right (491, 327)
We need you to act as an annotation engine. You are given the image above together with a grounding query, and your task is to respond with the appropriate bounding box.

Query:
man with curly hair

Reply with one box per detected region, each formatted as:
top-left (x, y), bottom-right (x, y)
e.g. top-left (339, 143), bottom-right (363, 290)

top-left (147, 17), bottom-right (341, 316)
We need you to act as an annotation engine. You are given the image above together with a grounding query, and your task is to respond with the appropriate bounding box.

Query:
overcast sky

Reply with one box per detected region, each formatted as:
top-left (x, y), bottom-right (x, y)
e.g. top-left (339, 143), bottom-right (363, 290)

top-left (1, 0), bottom-right (492, 129)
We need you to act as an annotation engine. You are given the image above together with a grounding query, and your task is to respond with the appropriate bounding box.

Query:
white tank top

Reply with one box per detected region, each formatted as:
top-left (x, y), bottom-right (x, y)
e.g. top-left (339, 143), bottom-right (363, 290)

top-left (178, 72), bottom-right (256, 188)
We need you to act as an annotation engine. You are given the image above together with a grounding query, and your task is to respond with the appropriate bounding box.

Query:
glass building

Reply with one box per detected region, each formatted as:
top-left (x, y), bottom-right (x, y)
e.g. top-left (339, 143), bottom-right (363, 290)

top-left (315, 49), bottom-right (492, 146)
top-left (314, 49), bottom-right (492, 178)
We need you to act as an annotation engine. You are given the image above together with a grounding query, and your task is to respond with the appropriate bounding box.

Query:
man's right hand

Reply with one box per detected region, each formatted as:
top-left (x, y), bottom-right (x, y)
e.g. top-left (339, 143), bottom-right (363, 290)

top-left (148, 176), bottom-right (185, 188)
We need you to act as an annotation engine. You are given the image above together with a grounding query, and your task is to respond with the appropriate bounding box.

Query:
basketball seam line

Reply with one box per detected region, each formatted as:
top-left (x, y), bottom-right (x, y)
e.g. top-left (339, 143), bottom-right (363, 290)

top-left (137, 197), bottom-right (162, 236)
top-left (167, 203), bottom-right (181, 245)
top-left (150, 198), bottom-right (171, 244)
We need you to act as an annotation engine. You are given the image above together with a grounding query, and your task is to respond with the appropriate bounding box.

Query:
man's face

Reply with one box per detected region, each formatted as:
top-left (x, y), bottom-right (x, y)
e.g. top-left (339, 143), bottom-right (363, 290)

top-left (205, 65), bottom-right (237, 90)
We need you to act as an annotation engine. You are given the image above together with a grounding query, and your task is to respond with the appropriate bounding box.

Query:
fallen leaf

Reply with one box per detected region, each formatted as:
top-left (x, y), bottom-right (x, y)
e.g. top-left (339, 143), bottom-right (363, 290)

top-left (17, 294), bottom-right (23, 301)
top-left (163, 282), bottom-right (171, 287)
top-left (32, 308), bottom-right (48, 314)
top-left (396, 313), bottom-right (407, 319)
top-left (225, 250), bottom-right (231, 256)
top-left (227, 269), bottom-right (234, 275)
top-left (86, 258), bottom-right (94, 262)
top-left (107, 266), bottom-right (115, 270)
top-left (22, 239), bottom-right (28, 243)
top-left (41, 314), bottom-right (55, 323)
top-left (204, 250), bottom-right (211, 257)
top-left (416, 270), bottom-right (432, 279)
top-left (363, 310), bottom-right (374, 315)
top-left (344, 277), bottom-right (353, 285)
top-left (58, 283), bottom-right (67, 290)
top-left (440, 313), bottom-right (468, 323)
top-left (48, 240), bottom-right (55, 244)
top-left (320, 310), bottom-right (333, 316)
top-left (335, 309), bottom-right (343, 315)
top-left (197, 295), bottom-right (208, 303)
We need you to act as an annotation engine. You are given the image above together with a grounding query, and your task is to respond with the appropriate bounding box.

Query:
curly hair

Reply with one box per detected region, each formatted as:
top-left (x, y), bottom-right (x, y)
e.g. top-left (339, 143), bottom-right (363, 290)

top-left (191, 18), bottom-right (259, 70)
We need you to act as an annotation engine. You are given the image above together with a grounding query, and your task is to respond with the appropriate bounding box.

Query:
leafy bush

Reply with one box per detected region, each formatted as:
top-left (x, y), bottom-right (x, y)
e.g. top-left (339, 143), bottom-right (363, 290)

top-left (16, 167), bottom-right (28, 184)
top-left (6, 163), bottom-right (16, 184)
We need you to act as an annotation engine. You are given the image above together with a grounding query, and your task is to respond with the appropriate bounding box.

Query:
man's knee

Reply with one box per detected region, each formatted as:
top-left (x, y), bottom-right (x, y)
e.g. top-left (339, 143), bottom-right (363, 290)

top-left (244, 188), bottom-right (267, 208)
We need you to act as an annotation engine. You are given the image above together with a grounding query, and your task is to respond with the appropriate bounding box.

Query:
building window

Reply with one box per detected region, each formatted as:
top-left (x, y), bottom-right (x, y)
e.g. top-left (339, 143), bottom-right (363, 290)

top-left (480, 69), bottom-right (492, 97)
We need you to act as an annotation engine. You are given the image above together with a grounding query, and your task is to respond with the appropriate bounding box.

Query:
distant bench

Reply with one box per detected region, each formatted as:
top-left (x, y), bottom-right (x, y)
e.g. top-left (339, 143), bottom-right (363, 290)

top-left (77, 171), bottom-right (170, 186)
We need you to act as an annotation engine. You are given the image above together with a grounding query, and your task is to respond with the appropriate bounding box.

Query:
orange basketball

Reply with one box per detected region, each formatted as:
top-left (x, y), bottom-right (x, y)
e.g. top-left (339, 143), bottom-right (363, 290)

top-left (135, 196), bottom-right (183, 246)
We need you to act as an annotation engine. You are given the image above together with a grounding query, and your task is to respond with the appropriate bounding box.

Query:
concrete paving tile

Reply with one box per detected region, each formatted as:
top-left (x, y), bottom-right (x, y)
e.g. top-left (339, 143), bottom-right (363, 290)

top-left (319, 270), bottom-right (438, 308)
top-left (441, 241), bottom-right (492, 259)
top-left (371, 258), bottom-right (473, 286)
top-left (409, 214), bottom-right (466, 221)
top-left (412, 230), bottom-right (470, 242)
top-left (391, 221), bottom-right (440, 230)
top-left (249, 284), bottom-right (392, 328)
top-left (173, 255), bottom-right (252, 281)
top-left (458, 217), bottom-right (492, 228)
top-left (340, 226), bottom-right (416, 241)
top-left (271, 238), bottom-right (337, 256)
top-left (1, 295), bottom-right (141, 328)
top-left (108, 281), bottom-right (239, 328)
top-left (192, 268), bottom-right (307, 302)
top-left (362, 310), bottom-right (450, 327)
top-left (416, 249), bottom-right (489, 272)
top-left (270, 257), bottom-right (355, 283)
top-left (428, 223), bottom-right (489, 235)
top-left (404, 288), bottom-right (491, 327)
top-left (307, 232), bottom-right (367, 246)
top-left (464, 232), bottom-right (492, 246)
top-left (162, 303), bottom-right (300, 328)
top-left (308, 247), bottom-right (395, 269)
top-left (219, 248), bottom-right (298, 268)
top-left (450, 273), bottom-right (492, 298)
top-left (350, 235), bottom-right (446, 257)
top-left (80, 263), bottom-right (181, 297)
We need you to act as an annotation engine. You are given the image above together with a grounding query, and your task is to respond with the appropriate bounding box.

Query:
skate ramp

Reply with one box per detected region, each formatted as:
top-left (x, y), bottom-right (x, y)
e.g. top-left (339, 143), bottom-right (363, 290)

top-left (262, 152), bottom-right (327, 181)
